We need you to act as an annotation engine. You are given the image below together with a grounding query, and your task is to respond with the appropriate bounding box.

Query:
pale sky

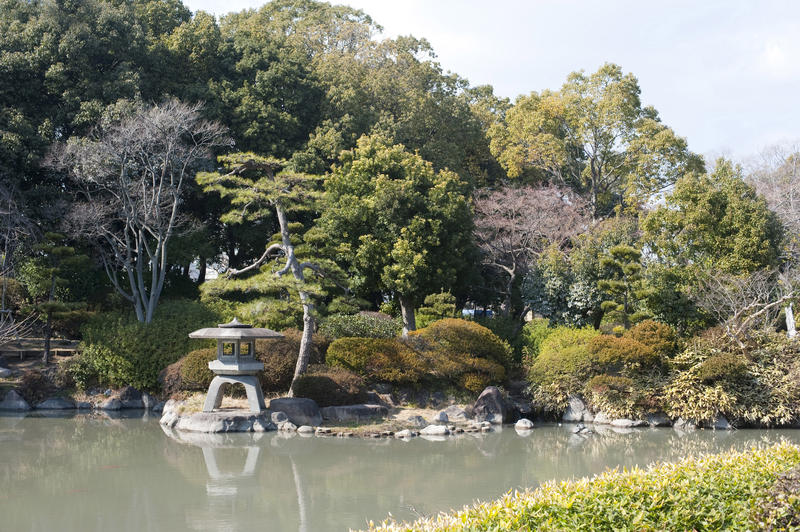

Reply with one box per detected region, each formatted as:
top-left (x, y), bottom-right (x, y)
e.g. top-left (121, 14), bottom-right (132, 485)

top-left (183, 0), bottom-right (800, 161)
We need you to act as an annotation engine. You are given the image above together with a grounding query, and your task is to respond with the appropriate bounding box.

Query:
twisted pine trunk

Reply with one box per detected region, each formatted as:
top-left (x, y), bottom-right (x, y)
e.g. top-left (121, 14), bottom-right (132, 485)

top-left (273, 204), bottom-right (315, 397)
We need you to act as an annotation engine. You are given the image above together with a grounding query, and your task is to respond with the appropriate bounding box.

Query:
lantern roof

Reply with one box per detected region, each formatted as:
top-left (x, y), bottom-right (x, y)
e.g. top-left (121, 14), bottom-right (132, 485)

top-left (188, 318), bottom-right (284, 340)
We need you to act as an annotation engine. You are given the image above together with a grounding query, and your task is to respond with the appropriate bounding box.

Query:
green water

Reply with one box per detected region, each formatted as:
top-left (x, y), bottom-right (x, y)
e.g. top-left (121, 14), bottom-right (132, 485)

top-left (1, 412), bottom-right (798, 531)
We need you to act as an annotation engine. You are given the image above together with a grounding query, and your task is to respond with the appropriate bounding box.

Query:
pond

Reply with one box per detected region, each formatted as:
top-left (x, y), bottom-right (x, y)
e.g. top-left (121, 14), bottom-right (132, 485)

top-left (1, 412), bottom-right (798, 531)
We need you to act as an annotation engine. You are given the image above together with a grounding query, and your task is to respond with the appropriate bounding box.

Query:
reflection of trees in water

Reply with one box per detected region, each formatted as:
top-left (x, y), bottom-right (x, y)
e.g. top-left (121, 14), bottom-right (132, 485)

top-left (0, 413), bottom-right (182, 532)
top-left (2, 415), bottom-right (799, 532)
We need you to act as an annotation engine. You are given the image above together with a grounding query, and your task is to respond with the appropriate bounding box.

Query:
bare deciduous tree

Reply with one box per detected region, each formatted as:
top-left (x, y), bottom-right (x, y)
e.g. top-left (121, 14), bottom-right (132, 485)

top-left (692, 269), bottom-right (795, 347)
top-left (49, 99), bottom-right (229, 323)
top-left (0, 183), bottom-right (36, 345)
top-left (748, 143), bottom-right (800, 336)
top-left (474, 185), bottom-right (589, 315)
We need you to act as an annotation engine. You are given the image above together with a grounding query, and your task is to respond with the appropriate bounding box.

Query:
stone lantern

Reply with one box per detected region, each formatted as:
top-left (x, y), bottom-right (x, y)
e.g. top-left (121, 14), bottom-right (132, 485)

top-left (188, 318), bottom-right (283, 413)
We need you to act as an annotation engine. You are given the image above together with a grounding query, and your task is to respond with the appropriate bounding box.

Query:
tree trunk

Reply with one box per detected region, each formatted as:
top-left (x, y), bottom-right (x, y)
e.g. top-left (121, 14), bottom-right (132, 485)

top-left (399, 294), bottom-right (416, 337)
top-left (272, 202), bottom-right (315, 397)
top-left (42, 311), bottom-right (52, 365)
top-left (289, 294), bottom-right (314, 397)
top-left (198, 257), bottom-right (207, 284)
top-left (786, 302), bottom-right (797, 339)
top-left (500, 272), bottom-right (516, 317)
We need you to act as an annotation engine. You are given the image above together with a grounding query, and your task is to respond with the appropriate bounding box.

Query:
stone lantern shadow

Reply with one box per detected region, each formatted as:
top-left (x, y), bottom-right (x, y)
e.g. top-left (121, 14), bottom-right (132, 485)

top-left (188, 318), bottom-right (284, 413)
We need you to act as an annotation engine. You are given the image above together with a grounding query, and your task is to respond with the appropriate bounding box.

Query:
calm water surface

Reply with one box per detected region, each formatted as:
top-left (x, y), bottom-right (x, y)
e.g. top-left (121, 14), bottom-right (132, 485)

top-left (1, 412), bottom-right (798, 531)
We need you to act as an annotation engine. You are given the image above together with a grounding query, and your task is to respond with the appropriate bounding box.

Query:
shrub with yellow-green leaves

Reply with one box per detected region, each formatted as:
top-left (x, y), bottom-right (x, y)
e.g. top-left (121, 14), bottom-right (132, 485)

top-left (664, 333), bottom-right (800, 427)
top-left (367, 443), bottom-right (800, 532)
top-left (527, 327), bottom-right (600, 413)
top-left (583, 374), bottom-right (644, 419)
top-left (624, 319), bottom-right (680, 358)
top-left (326, 320), bottom-right (507, 394)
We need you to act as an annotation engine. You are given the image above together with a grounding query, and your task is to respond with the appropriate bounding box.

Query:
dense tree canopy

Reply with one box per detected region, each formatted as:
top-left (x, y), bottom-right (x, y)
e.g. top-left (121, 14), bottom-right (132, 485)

top-left (489, 63), bottom-right (704, 218)
top-left (315, 135), bottom-right (474, 334)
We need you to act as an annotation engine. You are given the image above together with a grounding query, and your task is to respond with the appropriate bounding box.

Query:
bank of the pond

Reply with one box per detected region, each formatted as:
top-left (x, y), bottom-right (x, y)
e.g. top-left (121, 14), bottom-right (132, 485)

top-left (367, 442), bottom-right (800, 531)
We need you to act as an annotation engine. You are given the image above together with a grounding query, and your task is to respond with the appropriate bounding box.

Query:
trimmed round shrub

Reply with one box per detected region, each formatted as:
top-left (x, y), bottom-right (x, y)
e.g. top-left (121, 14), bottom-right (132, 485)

top-left (255, 328), bottom-right (326, 393)
top-left (179, 348), bottom-right (216, 391)
top-left (624, 320), bottom-right (680, 358)
top-left (411, 318), bottom-right (512, 367)
top-left (696, 353), bottom-right (749, 385)
top-left (326, 337), bottom-right (426, 385)
top-left (587, 335), bottom-right (660, 374)
top-left (319, 313), bottom-right (401, 339)
top-left (159, 358), bottom-right (184, 397)
top-left (292, 364), bottom-right (368, 406)
top-left (527, 327), bottom-right (599, 412)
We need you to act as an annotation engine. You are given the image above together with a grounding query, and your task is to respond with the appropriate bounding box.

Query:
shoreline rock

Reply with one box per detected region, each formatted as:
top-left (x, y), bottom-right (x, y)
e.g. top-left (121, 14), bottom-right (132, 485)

top-left (472, 386), bottom-right (508, 424)
top-left (0, 390), bottom-right (31, 411)
top-left (268, 397), bottom-right (322, 427)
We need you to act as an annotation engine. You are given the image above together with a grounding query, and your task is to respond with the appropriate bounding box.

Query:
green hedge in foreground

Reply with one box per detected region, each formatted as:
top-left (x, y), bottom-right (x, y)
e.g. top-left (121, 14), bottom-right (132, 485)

top-left (368, 442), bottom-right (800, 531)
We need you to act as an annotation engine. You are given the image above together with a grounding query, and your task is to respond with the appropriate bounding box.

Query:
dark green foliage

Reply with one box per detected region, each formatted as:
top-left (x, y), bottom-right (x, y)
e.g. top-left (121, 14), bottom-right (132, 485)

top-left (643, 159), bottom-right (783, 276)
top-left (79, 299), bottom-right (219, 391)
top-left (473, 315), bottom-right (526, 362)
top-left (417, 292), bottom-right (458, 328)
top-left (68, 344), bottom-right (134, 390)
top-left (16, 370), bottom-right (54, 405)
top-left (179, 348), bottom-right (216, 391)
top-left (315, 135), bottom-right (476, 323)
top-left (598, 244), bottom-right (649, 328)
top-left (696, 353), bottom-right (750, 385)
top-left (291, 364), bottom-right (368, 406)
top-left (319, 313), bottom-right (401, 340)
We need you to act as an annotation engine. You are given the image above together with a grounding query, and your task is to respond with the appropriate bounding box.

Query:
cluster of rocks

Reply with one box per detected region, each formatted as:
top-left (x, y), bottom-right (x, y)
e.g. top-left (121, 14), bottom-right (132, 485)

top-left (158, 385), bottom-right (531, 436)
top-left (561, 395), bottom-right (735, 431)
top-left (0, 386), bottom-right (165, 413)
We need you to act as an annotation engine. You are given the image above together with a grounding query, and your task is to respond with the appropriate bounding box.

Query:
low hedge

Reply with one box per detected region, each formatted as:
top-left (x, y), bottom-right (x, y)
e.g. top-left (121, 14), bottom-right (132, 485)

top-left (319, 313), bottom-right (402, 340)
top-left (326, 320), bottom-right (507, 393)
top-left (587, 335), bottom-right (661, 375)
top-left (367, 443), bottom-right (800, 531)
top-left (291, 364), bottom-right (368, 406)
top-left (179, 348), bottom-right (216, 391)
top-left (326, 337), bottom-right (426, 386)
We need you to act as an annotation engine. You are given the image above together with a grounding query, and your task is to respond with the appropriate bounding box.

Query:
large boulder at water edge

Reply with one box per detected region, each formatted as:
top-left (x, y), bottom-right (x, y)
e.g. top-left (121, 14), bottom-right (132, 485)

top-left (562, 395), bottom-right (593, 423)
top-left (472, 386), bottom-right (508, 424)
top-left (0, 390), bottom-right (31, 411)
top-left (268, 397), bottom-right (322, 427)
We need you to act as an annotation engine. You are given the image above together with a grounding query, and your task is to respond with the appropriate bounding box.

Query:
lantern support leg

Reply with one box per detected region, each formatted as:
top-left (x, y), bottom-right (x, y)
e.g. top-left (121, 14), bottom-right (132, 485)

top-left (203, 375), bottom-right (266, 413)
